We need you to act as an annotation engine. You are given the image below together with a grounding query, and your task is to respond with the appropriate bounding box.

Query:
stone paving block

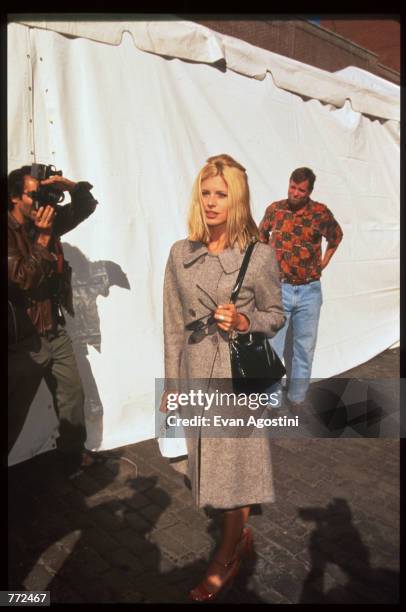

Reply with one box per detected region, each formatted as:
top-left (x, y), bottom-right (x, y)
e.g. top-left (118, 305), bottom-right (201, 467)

top-left (124, 511), bottom-right (152, 533)
top-left (155, 554), bottom-right (178, 574)
top-left (130, 569), bottom-right (166, 593)
top-left (119, 444), bottom-right (143, 462)
top-left (34, 494), bottom-right (70, 517)
top-left (287, 477), bottom-right (333, 505)
top-left (160, 522), bottom-right (213, 554)
top-left (83, 462), bottom-right (120, 487)
top-left (175, 506), bottom-right (209, 530)
top-left (273, 439), bottom-right (309, 454)
top-left (367, 547), bottom-right (399, 572)
top-left (65, 510), bottom-right (99, 531)
top-left (322, 560), bottom-right (353, 586)
top-left (150, 510), bottom-right (180, 533)
top-left (103, 455), bottom-right (140, 482)
top-left (91, 507), bottom-right (127, 532)
top-left (124, 491), bottom-right (151, 510)
top-left (263, 497), bottom-right (298, 521)
top-left (38, 543), bottom-right (71, 576)
top-left (67, 576), bottom-right (115, 604)
top-left (263, 545), bottom-right (308, 579)
top-left (248, 513), bottom-right (274, 535)
top-left (115, 456), bottom-right (156, 480)
top-left (383, 497), bottom-right (400, 513)
top-left (48, 576), bottom-right (85, 603)
top-left (345, 573), bottom-right (398, 604)
top-left (174, 488), bottom-right (194, 506)
top-left (50, 542), bottom-right (109, 588)
top-left (139, 503), bottom-right (169, 524)
top-left (97, 569), bottom-right (144, 602)
top-left (59, 489), bottom-right (87, 512)
top-left (254, 562), bottom-right (308, 603)
top-left (80, 526), bottom-right (121, 555)
top-left (285, 489), bottom-right (318, 509)
top-left (356, 500), bottom-right (399, 528)
top-left (135, 440), bottom-right (158, 454)
top-left (100, 547), bottom-right (145, 576)
top-left (148, 528), bottom-right (190, 560)
top-left (145, 455), bottom-right (182, 477)
top-left (221, 584), bottom-right (271, 604)
top-left (52, 529), bottom-right (82, 555)
top-left (157, 474), bottom-right (187, 498)
top-left (279, 451), bottom-right (331, 480)
top-left (84, 485), bottom-right (133, 508)
top-left (114, 529), bottom-right (153, 555)
top-left (127, 443), bottom-right (159, 463)
top-left (253, 536), bottom-right (298, 567)
top-left (135, 548), bottom-right (167, 572)
top-left (343, 554), bottom-right (399, 595)
top-left (352, 485), bottom-right (397, 512)
top-left (241, 576), bottom-right (293, 604)
top-left (262, 523), bottom-right (308, 555)
top-left (69, 471), bottom-right (105, 496)
top-left (65, 544), bottom-right (111, 575)
top-left (284, 518), bottom-right (312, 540)
top-left (143, 484), bottom-right (173, 507)
top-left (22, 563), bottom-right (54, 591)
top-left (357, 526), bottom-right (399, 559)
top-left (142, 580), bottom-right (188, 604)
top-left (167, 496), bottom-right (195, 515)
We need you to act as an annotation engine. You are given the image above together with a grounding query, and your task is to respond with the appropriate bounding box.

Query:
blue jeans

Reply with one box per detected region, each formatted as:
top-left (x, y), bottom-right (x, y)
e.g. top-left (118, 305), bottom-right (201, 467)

top-left (271, 280), bottom-right (322, 403)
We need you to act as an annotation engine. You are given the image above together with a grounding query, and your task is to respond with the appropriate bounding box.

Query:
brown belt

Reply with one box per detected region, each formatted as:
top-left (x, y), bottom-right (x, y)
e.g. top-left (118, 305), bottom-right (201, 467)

top-left (281, 278), bottom-right (319, 286)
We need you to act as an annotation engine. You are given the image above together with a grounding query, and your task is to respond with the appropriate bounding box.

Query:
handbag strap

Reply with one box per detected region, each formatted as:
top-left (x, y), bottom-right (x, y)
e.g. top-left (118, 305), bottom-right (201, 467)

top-left (229, 239), bottom-right (257, 304)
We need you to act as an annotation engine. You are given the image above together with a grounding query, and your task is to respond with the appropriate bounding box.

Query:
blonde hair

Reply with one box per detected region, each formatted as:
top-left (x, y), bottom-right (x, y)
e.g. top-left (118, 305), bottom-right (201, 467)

top-left (187, 154), bottom-right (258, 251)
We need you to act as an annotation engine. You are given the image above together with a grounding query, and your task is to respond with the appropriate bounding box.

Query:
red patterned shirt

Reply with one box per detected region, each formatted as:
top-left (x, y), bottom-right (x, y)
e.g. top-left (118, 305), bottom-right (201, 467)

top-left (258, 199), bottom-right (343, 284)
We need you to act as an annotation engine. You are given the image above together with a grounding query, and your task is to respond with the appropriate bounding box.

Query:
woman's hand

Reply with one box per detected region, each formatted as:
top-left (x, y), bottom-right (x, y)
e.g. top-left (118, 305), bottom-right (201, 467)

top-left (214, 303), bottom-right (249, 333)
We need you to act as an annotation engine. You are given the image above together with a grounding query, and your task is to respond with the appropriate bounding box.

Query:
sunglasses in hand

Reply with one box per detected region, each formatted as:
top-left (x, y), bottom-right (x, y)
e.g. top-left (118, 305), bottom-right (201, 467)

top-left (185, 312), bottom-right (217, 344)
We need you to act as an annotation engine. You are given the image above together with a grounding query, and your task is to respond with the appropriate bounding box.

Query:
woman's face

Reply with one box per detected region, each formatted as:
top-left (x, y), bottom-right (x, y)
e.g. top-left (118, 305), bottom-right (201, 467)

top-left (201, 174), bottom-right (229, 228)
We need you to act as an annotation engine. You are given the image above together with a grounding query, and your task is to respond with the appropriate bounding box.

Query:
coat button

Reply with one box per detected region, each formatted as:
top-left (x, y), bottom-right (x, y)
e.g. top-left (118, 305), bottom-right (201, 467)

top-left (211, 335), bottom-right (218, 345)
top-left (188, 309), bottom-right (196, 318)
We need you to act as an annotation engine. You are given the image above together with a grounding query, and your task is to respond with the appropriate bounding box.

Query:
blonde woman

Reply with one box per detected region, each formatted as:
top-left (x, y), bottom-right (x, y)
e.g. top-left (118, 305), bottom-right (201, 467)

top-left (163, 154), bottom-right (285, 601)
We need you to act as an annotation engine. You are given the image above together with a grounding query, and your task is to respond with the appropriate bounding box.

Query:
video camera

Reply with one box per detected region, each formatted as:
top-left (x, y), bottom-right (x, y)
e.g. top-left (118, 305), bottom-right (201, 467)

top-left (29, 163), bottom-right (65, 210)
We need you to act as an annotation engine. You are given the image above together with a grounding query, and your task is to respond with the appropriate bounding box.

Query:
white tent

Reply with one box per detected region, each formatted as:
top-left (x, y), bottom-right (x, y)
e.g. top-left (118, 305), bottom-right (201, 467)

top-left (8, 19), bottom-right (400, 465)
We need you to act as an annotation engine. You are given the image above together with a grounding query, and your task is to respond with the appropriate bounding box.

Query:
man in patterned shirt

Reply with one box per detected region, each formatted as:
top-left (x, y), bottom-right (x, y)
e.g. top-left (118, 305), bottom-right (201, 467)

top-left (259, 167), bottom-right (343, 410)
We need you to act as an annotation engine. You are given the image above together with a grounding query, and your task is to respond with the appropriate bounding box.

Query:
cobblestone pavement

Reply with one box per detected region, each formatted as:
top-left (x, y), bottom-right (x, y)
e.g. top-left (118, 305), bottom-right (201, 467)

top-left (8, 348), bottom-right (400, 604)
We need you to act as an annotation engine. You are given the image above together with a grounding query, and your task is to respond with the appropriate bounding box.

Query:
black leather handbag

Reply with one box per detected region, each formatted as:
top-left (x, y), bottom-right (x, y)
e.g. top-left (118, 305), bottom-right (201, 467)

top-left (229, 240), bottom-right (286, 394)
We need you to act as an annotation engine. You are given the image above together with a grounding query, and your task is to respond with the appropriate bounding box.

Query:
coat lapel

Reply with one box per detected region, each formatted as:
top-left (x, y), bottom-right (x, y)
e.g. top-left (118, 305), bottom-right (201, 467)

top-left (217, 244), bottom-right (244, 274)
top-left (183, 240), bottom-right (245, 310)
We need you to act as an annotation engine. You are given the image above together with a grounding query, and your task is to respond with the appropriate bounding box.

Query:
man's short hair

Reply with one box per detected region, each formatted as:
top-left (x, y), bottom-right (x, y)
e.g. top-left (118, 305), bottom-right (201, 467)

top-left (8, 166), bottom-right (32, 210)
top-left (290, 167), bottom-right (316, 192)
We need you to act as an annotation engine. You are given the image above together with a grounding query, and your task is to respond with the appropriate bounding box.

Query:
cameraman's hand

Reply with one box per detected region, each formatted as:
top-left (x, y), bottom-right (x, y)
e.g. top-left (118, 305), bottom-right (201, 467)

top-left (40, 175), bottom-right (77, 192)
top-left (35, 206), bottom-right (55, 247)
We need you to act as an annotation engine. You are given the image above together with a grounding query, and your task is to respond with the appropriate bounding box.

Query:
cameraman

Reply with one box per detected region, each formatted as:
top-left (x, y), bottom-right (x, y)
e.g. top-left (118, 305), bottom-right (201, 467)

top-left (8, 165), bottom-right (101, 474)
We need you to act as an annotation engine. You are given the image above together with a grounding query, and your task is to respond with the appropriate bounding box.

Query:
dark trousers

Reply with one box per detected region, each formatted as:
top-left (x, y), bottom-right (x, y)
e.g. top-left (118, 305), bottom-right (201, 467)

top-left (8, 326), bottom-right (86, 456)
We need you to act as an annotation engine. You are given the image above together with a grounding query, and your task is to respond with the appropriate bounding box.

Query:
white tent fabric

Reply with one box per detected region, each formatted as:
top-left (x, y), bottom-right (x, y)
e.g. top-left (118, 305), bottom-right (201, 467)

top-left (18, 19), bottom-right (400, 122)
top-left (8, 21), bottom-right (399, 465)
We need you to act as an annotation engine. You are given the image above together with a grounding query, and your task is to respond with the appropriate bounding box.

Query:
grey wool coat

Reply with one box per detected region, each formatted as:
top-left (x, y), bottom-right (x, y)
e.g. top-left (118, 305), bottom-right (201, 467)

top-left (163, 238), bottom-right (285, 509)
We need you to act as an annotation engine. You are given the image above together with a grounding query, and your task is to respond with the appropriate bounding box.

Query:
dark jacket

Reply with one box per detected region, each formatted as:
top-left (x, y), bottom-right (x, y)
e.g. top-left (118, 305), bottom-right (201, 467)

top-left (8, 181), bottom-right (98, 343)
